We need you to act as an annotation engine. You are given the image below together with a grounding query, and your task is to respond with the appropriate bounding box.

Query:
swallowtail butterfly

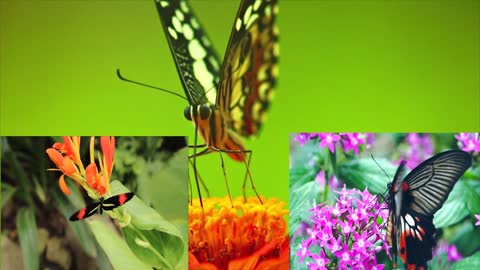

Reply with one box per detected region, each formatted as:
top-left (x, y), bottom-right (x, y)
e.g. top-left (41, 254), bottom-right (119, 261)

top-left (69, 192), bottom-right (134, 221)
top-left (120, 0), bottom-right (279, 205)
top-left (386, 150), bottom-right (471, 269)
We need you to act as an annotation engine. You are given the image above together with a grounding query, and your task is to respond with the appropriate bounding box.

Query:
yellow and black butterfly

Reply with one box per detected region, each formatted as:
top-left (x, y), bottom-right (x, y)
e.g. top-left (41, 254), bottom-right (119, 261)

top-left (386, 150), bottom-right (471, 269)
top-left (118, 0), bottom-right (278, 206)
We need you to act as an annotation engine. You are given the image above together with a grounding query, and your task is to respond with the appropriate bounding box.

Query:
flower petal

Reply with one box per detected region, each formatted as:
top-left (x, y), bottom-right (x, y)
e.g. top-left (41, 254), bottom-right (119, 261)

top-left (101, 136), bottom-right (115, 177)
top-left (46, 148), bottom-right (64, 168)
top-left (189, 252), bottom-right (218, 270)
top-left (58, 174), bottom-right (71, 195)
top-left (85, 163), bottom-right (99, 190)
top-left (62, 157), bottom-right (77, 175)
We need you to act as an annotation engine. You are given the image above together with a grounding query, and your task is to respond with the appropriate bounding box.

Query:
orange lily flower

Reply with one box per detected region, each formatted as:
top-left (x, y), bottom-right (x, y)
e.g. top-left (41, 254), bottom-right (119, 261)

top-left (189, 196), bottom-right (289, 270)
top-left (46, 136), bottom-right (115, 198)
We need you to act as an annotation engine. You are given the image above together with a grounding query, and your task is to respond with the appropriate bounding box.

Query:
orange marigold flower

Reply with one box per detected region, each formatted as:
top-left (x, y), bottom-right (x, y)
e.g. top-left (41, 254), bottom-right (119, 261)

top-left (189, 196), bottom-right (289, 270)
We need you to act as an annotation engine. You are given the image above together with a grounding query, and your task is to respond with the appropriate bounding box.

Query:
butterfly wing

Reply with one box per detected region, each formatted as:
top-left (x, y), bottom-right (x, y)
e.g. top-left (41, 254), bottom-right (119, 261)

top-left (398, 210), bottom-right (435, 270)
top-left (216, 0), bottom-right (279, 137)
top-left (154, 0), bottom-right (221, 105)
top-left (403, 150), bottom-right (471, 216)
top-left (390, 150), bottom-right (471, 269)
top-left (69, 202), bottom-right (101, 221)
top-left (102, 192), bottom-right (135, 211)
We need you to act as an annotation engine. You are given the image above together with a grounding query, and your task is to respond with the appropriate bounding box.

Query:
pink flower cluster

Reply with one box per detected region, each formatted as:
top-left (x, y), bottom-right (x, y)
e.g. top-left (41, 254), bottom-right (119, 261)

top-left (315, 171), bottom-right (342, 191)
top-left (296, 186), bottom-right (389, 269)
top-left (295, 133), bottom-right (375, 154)
top-left (456, 133), bottom-right (480, 154)
top-left (432, 240), bottom-right (463, 262)
top-left (401, 133), bottom-right (434, 170)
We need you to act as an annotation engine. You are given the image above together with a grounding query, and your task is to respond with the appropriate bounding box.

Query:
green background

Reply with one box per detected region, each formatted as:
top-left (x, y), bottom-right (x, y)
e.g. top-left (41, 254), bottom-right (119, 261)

top-left (1, 0), bottom-right (479, 203)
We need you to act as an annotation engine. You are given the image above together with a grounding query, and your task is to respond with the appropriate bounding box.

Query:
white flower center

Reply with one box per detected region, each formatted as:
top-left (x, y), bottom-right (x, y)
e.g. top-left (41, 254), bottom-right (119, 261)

top-left (358, 239), bottom-right (364, 247)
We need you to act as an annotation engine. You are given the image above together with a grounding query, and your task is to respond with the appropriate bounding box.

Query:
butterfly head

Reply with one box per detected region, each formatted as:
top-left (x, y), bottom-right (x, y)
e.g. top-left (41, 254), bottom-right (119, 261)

top-left (184, 104), bottom-right (214, 122)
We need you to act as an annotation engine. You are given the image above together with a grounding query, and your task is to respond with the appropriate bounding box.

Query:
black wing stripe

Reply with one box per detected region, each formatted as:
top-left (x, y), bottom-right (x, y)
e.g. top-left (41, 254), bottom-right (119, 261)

top-left (69, 202), bottom-right (101, 221)
top-left (406, 150), bottom-right (471, 216)
top-left (102, 192), bottom-right (135, 211)
top-left (155, 0), bottom-right (220, 105)
top-left (216, 0), bottom-right (279, 136)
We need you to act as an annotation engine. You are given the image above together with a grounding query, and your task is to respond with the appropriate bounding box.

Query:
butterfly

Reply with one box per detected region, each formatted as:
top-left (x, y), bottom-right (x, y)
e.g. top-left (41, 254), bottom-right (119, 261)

top-left (386, 150), bottom-right (471, 269)
top-left (69, 192), bottom-right (135, 221)
top-left (145, 0), bottom-right (278, 205)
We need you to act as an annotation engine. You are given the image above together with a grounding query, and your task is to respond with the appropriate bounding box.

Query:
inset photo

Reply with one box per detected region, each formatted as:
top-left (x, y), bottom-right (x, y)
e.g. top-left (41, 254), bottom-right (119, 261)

top-left (290, 133), bottom-right (480, 270)
top-left (1, 136), bottom-right (188, 270)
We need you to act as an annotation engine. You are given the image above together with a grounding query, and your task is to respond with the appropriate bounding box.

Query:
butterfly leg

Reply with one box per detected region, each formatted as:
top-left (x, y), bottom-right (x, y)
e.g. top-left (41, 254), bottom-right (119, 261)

top-left (209, 146), bottom-right (262, 204)
top-left (217, 150), bottom-right (234, 207)
top-left (240, 150), bottom-right (263, 204)
top-left (190, 129), bottom-right (207, 209)
top-left (189, 146), bottom-right (212, 208)
top-left (188, 144), bottom-right (207, 148)
top-left (188, 157), bottom-right (211, 198)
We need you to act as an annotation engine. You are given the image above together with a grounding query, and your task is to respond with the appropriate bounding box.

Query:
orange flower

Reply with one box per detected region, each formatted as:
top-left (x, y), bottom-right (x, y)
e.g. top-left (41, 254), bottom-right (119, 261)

top-left (189, 197), bottom-right (289, 270)
top-left (46, 136), bottom-right (115, 198)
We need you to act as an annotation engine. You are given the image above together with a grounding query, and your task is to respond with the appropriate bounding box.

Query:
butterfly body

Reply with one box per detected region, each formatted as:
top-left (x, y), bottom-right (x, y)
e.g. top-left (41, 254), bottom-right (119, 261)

top-left (185, 104), bottom-right (245, 162)
top-left (155, 0), bottom-right (278, 162)
top-left (69, 192), bottom-right (134, 221)
top-left (386, 150), bottom-right (471, 269)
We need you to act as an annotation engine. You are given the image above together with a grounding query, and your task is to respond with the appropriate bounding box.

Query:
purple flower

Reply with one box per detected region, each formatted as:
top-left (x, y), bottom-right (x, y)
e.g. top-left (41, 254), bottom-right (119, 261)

top-left (295, 133), bottom-right (311, 146)
top-left (328, 175), bottom-right (343, 190)
top-left (315, 170), bottom-right (326, 186)
top-left (447, 245), bottom-right (462, 261)
top-left (307, 249), bottom-right (330, 270)
top-left (319, 133), bottom-right (341, 153)
top-left (295, 132), bottom-right (372, 155)
top-left (456, 133), bottom-right (480, 153)
top-left (352, 231), bottom-right (373, 254)
top-left (432, 240), bottom-right (463, 262)
top-left (296, 186), bottom-right (388, 269)
top-left (399, 133), bottom-right (434, 169)
top-left (342, 133), bottom-right (364, 154)
top-left (365, 133), bottom-right (376, 149)
top-left (475, 214), bottom-right (480, 226)
top-left (316, 170), bottom-right (344, 191)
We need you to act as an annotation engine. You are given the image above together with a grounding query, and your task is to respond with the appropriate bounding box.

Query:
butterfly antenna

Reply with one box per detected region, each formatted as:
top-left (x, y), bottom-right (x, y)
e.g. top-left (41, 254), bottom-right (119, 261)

top-left (371, 154), bottom-right (391, 183)
top-left (116, 69), bottom-right (188, 102)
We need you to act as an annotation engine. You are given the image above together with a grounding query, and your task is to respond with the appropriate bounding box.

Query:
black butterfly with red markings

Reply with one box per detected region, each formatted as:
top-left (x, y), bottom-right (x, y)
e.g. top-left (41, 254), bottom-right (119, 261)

top-left (386, 150), bottom-right (471, 270)
top-left (69, 192), bottom-right (135, 221)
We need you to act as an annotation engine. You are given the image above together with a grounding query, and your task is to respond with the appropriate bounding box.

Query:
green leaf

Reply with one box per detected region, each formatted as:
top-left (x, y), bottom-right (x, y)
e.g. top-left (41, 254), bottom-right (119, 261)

top-left (2, 149), bottom-right (34, 206)
top-left (434, 181), bottom-right (469, 228)
top-left (337, 157), bottom-right (397, 194)
top-left (289, 167), bottom-right (316, 189)
top-left (1, 182), bottom-right (16, 209)
top-left (289, 181), bottom-right (320, 234)
top-left (93, 235), bottom-right (115, 270)
top-left (110, 181), bottom-right (186, 270)
top-left (137, 148), bottom-right (188, 224)
top-left (16, 207), bottom-right (39, 270)
top-left (290, 138), bottom-right (326, 169)
top-left (52, 180), bottom-right (98, 257)
top-left (464, 180), bottom-right (480, 215)
top-left (452, 252), bottom-right (480, 270)
top-left (448, 223), bottom-right (480, 255)
top-left (89, 220), bottom-right (151, 270)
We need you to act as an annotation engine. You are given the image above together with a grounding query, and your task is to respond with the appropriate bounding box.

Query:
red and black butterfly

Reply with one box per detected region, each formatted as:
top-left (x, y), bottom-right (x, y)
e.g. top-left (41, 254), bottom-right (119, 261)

top-left (386, 150), bottom-right (471, 270)
top-left (69, 192), bottom-right (135, 221)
